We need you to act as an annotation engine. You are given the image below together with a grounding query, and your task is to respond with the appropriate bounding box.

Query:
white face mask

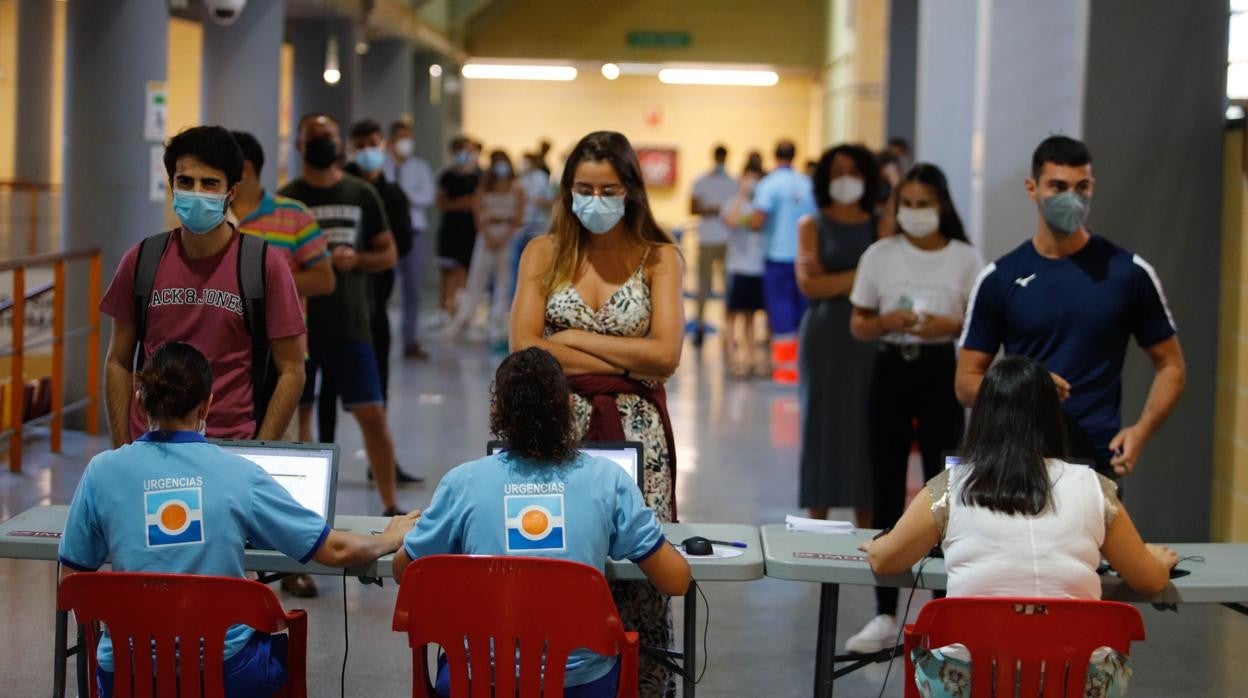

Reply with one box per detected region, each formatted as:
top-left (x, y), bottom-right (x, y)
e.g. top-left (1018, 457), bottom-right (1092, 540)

top-left (896, 206), bottom-right (941, 239)
top-left (394, 137), bottom-right (415, 159)
top-left (829, 175), bottom-right (865, 205)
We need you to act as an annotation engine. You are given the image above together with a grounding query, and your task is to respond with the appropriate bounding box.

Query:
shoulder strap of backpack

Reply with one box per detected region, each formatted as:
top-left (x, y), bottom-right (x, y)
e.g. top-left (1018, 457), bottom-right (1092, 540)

top-left (237, 233), bottom-right (272, 430)
top-left (132, 230), bottom-right (174, 367)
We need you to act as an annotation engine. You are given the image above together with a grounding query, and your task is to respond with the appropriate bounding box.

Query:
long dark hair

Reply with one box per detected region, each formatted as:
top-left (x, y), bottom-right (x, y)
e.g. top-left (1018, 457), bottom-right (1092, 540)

top-left (541, 131), bottom-right (675, 294)
top-left (894, 163), bottom-right (969, 243)
top-left (959, 355), bottom-right (1069, 516)
top-left (490, 348), bottom-right (578, 464)
top-left (812, 143), bottom-right (880, 212)
top-left (136, 342), bottom-right (213, 421)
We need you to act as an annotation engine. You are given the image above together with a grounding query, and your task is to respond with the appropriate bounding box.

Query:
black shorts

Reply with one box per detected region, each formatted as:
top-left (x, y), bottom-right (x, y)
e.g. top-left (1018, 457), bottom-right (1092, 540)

top-left (437, 229), bottom-right (476, 270)
top-left (727, 274), bottom-right (765, 312)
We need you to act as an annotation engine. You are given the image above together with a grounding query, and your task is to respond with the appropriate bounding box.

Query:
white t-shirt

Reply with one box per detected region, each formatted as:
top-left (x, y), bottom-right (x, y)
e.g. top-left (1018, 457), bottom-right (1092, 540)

top-left (849, 235), bottom-right (985, 344)
top-left (722, 196), bottom-right (765, 276)
top-left (692, 170), bottom-right (738, 245)
top-left (931, 460), bottom-right (1120, 600)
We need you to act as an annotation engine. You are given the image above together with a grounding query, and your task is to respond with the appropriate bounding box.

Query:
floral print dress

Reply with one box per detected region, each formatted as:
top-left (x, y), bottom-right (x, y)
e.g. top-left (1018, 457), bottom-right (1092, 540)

top-left (545, 254), bottom-right (677, 697)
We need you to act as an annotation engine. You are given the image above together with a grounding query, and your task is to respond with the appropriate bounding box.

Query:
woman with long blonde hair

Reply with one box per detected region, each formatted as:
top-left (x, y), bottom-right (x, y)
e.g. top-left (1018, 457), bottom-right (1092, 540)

top-left (511, 130), bottom-right (685, 697)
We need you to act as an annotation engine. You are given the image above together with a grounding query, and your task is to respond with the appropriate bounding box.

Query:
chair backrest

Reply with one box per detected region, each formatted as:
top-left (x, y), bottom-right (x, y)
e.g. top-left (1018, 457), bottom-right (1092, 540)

top-left (58, 572), bottom-right (305, 698)
top-left (903, 597), bottom-right (1146, 698)
top-left (392, 555), bottom-right (639, 698)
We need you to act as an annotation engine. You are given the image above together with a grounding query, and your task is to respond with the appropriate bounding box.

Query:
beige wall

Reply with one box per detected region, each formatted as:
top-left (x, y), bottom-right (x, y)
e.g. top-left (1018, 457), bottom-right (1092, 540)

top-left (0, 0), bottom-right (16, 183)
top-left (819, 0), bottom-right (886, 150)
top-left (462, 73), bottom-right (816, 227)
top-left (468, 0), bottom-right (826, 68)
top-left (167, 17), bottom-right (203, 138)
top-left (1213, 128), bottom-right (1248, 543)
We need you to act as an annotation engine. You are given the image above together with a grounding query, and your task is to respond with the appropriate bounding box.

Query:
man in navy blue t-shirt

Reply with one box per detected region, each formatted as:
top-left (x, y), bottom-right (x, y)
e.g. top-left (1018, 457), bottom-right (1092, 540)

top-left (956, 136), bottom-right (1186, 477)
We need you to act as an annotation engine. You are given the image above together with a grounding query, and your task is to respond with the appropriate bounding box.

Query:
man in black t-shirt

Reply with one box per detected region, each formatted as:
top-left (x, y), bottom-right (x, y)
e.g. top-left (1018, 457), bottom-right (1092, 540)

top-left (430, 136), bottom-right (481, 328)
top-left (279, 113), bottom-right (408, 518)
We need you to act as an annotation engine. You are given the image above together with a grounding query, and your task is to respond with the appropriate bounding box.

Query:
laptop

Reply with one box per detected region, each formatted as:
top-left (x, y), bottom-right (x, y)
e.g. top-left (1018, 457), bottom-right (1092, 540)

top-left (487, 440), bottom-right (646, 490)
top-left (212, 440), bottom-right (340, 521)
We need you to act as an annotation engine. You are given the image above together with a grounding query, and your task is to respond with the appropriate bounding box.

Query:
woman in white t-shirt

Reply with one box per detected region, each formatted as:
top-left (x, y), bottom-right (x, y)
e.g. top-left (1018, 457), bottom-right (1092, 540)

top-left (844, 164), bottom-right (985, 652)
top-left (862, 354), bottom-right (1176, 597)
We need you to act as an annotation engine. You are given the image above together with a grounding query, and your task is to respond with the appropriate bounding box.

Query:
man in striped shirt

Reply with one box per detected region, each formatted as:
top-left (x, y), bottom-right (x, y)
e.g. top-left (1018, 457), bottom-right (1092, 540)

top-left (955, 136), bottom-right (1186, 479)
top-left (230, 131), bottom-right (335, 310)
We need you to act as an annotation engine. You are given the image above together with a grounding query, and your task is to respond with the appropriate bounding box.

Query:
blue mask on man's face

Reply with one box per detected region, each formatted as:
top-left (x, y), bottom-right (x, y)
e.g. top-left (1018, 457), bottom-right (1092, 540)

top-left (172, 190), bottom-right (228, 235)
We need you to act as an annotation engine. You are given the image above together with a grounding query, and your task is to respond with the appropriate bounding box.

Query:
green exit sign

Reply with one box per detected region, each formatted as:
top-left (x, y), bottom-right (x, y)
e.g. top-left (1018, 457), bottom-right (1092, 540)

top-left (627, 31), bottom-right (692, 48)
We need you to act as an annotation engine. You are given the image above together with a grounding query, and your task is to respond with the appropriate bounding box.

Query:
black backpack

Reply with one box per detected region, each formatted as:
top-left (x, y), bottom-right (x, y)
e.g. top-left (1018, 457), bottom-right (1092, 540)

top-left (133, 231), bottom-right (276, 436)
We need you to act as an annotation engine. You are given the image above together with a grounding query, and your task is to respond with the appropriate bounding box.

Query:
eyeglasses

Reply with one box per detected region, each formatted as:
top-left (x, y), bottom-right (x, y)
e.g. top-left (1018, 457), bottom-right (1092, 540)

top-left (571, 184), bottom-right (627, 197)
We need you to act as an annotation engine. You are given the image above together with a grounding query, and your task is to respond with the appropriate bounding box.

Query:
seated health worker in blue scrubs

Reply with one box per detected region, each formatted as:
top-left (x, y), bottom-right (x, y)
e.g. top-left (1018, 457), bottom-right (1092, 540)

top-left (58, 341), bottom-right (418, 697)
top-left (392, 347), bottom-right (691, 698)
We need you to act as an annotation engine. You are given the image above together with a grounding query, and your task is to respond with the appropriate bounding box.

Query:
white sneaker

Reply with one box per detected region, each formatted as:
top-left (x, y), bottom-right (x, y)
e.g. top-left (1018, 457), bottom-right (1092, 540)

top-left (845, 614), bottom-right (899, 654)
top-left (424, 310), bottom-right (451, 331)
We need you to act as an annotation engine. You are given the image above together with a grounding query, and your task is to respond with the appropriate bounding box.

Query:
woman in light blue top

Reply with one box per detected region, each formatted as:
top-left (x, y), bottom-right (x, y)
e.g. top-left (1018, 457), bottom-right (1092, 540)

top-left (59, 342), bottom-right (417, 697)
top-left (393, 347), bottom-right (690, 697)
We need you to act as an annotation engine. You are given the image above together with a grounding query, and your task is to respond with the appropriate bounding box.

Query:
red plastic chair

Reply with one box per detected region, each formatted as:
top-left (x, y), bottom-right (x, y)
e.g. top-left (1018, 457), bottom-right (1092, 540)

top-left (392, 555), bottom-right (639, 698)
top-left (57, 572), bottom-right (307, 698)
top-left (903, 597), bottom-right (1145, 697)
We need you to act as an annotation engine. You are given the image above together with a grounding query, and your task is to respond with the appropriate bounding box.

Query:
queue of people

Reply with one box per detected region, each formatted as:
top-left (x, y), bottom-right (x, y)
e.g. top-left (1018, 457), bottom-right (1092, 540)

top-left (67, 123), bottom-right (1188, 698)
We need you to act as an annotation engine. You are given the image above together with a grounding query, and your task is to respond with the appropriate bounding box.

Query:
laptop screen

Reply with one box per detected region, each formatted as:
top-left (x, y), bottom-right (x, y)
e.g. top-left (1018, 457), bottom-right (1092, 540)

top-left (487, 441), bottom-right (645, 489)
top-left (213, 440), bottom-right (339, 520)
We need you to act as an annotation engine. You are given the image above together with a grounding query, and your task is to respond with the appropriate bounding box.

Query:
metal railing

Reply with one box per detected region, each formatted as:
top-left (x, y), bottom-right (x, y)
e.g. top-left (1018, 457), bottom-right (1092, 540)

top-left (0, 248), bottom-right (102, 472)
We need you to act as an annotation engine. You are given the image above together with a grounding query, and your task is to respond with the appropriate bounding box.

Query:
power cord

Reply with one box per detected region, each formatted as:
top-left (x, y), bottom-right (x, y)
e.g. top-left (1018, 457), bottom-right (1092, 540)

top-left (695, 581), bottom-right (710, 683)
top-left (878, 554), bottom-right (934, 698)
top-left (341, 574), bottom-right (349, 698)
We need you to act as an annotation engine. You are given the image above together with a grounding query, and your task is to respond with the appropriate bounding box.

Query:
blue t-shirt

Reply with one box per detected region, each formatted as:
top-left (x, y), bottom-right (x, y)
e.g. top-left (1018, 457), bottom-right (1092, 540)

top-left (58, 432), bottom-right (331, 672)
top-left (402, 452), bottom-right (665, 687)
top-left (960, 236), bottom-right (1177, 464)
top-left (751, 166), bottom-right (817, 263)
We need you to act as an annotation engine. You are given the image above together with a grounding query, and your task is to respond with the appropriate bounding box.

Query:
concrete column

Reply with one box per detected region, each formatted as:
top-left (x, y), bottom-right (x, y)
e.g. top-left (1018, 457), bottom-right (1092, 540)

top-left (1081, 0), bottom-right (1227, 541)
top-left (63, 0), bottom-right (169, 426)
top-left (287, 19), bottom-right (360, 176)
top-left (14, 0), bottom-right (55, 184)
top-left (359, 40), bottom-right (415, 130)
top-left (885, 0), bottom-right (918, 155)
top-left (201, 0), bottom-right (284, 192)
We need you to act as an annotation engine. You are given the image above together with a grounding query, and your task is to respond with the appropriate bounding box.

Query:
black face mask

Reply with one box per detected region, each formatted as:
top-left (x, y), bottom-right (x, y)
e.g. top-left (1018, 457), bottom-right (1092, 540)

top-left (303, 137), bottom-right (339, 169)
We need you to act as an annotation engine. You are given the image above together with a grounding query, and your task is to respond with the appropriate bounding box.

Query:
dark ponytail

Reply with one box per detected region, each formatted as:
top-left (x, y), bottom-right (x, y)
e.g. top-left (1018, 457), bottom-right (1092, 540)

top-left (490, 347), bottom-right (578, 464)
top-left (136, 342), bottom-right (213, 422)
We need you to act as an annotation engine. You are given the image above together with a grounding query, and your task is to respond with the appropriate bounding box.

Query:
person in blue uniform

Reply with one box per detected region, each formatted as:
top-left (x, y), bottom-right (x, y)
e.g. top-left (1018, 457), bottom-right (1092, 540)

top-left (58, 341), bottom-right (418, 697)
top-left (956, 136), bottom-right (1186, 479)
top-left (392, 347), bottom-right (691, 698)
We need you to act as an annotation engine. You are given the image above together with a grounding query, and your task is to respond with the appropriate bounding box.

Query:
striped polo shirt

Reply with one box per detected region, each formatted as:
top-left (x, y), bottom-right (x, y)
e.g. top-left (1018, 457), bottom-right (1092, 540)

top-left (236, 191), bottom-right (329, 272)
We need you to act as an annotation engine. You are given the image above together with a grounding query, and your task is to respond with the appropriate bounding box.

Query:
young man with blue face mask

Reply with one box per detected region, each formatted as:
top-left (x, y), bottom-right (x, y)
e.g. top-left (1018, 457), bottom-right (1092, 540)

top-left (101, 126), bottom-right (307, 448)
top-left (957, 136), bottom-right (1187, 481)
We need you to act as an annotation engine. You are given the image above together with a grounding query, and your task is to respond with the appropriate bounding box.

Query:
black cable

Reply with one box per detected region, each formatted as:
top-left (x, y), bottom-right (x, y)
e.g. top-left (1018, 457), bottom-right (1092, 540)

top-left (341, 574), bottom-right (349, 698)
top-left (878, 555), bottom-right (934, 698)
top-left (695, 581), bottom-right (710, 684)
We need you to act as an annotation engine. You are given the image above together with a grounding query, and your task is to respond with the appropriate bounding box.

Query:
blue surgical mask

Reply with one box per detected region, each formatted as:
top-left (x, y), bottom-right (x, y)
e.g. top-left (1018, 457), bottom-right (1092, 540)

top-left (1040, 190), bottom-right (1091, 236)
top-left (571, 193), bottom-right (626, 234)
top-left (172, 190), bottom-right (228, 235)
top-left (492, 162), bottom-right (512, 178)
top-left (454, 150), bottom-right (473, 167)
top-left (354, 147), bottom-right (386, 173)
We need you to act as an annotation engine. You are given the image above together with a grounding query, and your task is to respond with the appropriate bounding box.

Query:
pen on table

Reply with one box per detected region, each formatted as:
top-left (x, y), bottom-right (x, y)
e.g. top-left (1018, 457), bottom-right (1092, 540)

top-left (706, 539), bottom-right (747, 549)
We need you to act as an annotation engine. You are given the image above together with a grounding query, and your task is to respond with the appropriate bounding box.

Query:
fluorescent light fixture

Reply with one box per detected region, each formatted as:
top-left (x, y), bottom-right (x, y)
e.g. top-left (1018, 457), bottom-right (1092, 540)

top-left (461, 63), bottom-right (577, 81)
top-left (601, 63), bottom-right (621, 80)
top-left (429, 64), bottom-right (443, 78)
top-left (323, 34), bottom-right (341, 85)
top-left (658, 68), bottom-right (779, 86)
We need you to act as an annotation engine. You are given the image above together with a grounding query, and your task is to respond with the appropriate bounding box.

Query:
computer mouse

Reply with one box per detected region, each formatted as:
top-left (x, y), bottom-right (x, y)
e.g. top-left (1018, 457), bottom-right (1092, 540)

top-left (682, 536), bottom-right (714, 556)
